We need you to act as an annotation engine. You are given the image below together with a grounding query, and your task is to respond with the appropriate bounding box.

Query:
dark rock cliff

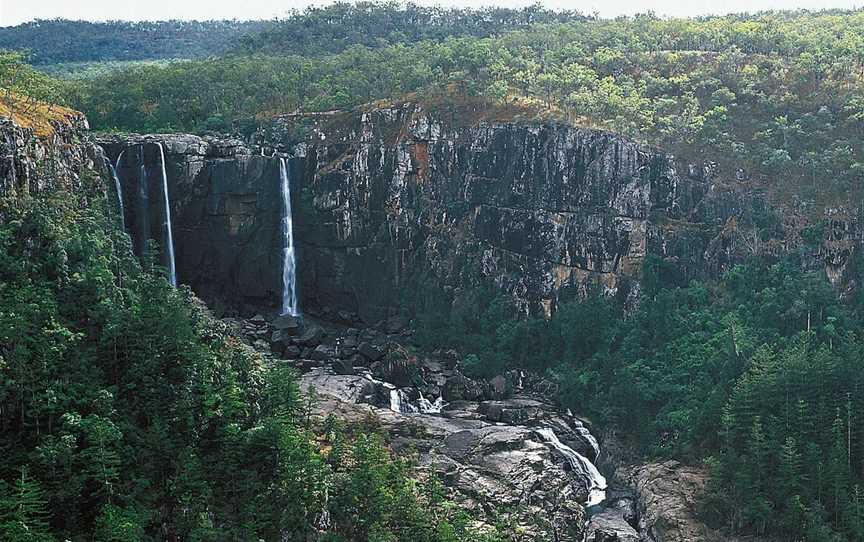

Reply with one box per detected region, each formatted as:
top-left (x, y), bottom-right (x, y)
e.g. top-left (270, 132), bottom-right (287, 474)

top-left (0, 111), bottom-right (102, 198)
top-left (99, 102), bottom-right (862, 321)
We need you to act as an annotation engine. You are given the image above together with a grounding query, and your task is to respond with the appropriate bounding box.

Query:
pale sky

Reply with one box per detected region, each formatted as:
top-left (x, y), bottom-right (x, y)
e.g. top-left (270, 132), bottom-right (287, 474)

top-left (0, 0), bottom-right (862, 26)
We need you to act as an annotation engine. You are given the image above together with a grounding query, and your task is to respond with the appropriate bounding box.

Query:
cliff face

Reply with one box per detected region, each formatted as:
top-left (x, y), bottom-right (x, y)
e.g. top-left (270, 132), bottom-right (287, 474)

top-left (100, 102), bottom-right (861, 321)
top-left (100, 135), bottom-right (286, 306)
top-left (0, 109), bottom-right (101, 198)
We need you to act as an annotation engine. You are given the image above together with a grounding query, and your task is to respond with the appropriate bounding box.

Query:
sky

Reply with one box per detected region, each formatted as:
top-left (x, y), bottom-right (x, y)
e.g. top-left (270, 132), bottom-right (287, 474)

top-left (0, 0), bottom-right (862, 26)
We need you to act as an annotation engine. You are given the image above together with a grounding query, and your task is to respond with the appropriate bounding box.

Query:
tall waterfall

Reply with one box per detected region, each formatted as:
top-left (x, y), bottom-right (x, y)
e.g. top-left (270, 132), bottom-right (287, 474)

top-left (156, 143), bottom-right (177, 287)
top-left (536, 428), bottom-right (607, 506)
top-left (278, 157), bottom-right (299, 316)
top-left (108, 153), bottom-right (125, 230)
top-left (136, 147), bottom-right (150, 260)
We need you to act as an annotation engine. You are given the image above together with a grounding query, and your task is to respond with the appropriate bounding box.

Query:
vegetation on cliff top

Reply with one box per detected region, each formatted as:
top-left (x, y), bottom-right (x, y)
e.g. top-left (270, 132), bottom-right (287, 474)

top-left (0, 51), bottom-right (76, 136)
top-left (46, 6), bottom-right (863, 205)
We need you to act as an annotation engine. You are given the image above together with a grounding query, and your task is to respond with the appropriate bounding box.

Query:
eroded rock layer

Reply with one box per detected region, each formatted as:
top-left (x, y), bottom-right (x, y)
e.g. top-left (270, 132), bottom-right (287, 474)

top-left (101, 102), bottom-right (862, 320)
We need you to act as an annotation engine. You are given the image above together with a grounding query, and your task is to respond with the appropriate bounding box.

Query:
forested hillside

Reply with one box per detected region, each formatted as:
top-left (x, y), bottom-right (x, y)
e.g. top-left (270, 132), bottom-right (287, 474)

top-left (64, 8), bottom-right (864, 204)
top-left (0, 19), bottom-right (270, 64)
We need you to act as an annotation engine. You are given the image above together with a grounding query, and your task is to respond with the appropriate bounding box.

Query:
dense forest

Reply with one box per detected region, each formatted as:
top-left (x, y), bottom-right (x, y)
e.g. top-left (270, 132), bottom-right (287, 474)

top-left (0, 19), bottom-right (271, 65)
top-left (4, 3), bottom-right (864, 541)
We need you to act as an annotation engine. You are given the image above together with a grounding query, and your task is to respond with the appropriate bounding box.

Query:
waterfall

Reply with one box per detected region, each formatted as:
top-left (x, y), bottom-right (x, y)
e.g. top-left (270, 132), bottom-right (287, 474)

top-left (156, 143), bottom-right (177, 287)
top-left (278, 157), bottom-right (299, 316)
top-left (107, 154), bottom-right (125, 230)
top-left (389, 389), bottom-right (404, 412)
top-left (536, 427), bottom-right (607, 506)
top-left (389, 389), bottom-right (418, 413)
top-left (417, 392), bottom-right (445, 414)
top-left (136, 147), bottom-right (150, 260)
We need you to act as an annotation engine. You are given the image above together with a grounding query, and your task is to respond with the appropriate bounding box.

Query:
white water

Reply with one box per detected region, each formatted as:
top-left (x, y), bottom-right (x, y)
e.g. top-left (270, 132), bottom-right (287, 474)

top-left (108, 152), bottom-right (125, 230)
top-left (278, 157), bottom-right (299, 316)
top-left (572, 422), bottom-right (600, 460)
top-left (389, 389), bottom-right (407, 412)
top-left (417, 392), bottom-right (445, 414)
top-left (389, 389), bottom-right (419, 413)
top-left (137, 150), bottom-right (149, 258)
top-left (156, 143), bottom-right (177, 287)
top-left (536, 427), bottom-right (607, 507)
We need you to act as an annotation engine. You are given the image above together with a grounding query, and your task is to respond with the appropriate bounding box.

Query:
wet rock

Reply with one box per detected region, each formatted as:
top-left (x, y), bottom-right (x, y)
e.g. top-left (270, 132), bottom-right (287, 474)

top-left (443, 372), bottom-right (486, 402)
top-left (584, 509), bottom-right (639, 542)
top-left (333, 358), bottom-right (354, 375)
top-left (283, 345), bottom-right (301, 359)
top-left (298, 325), bottom-right (326, 347)
top-left (478, 399), bottom-right (543, 424)
top-left (488, 375), bottom-right (508, 399)
top-left (272, 314), bottom-right (302, 334)
top-left (358, 341), bottom-right (385, 361)
top-left (311, 344), bottom-right (334, 361)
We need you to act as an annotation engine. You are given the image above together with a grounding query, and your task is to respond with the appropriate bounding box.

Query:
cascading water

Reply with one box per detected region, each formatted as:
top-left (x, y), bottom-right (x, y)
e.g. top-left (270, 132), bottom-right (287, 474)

top-left (536, 427), bottom-right (607, 507)
top-left (136, 147), bottom-right (150, 259)
top-left (417, 392), bottom-right (446, 414)
top-left (108, 152), bottom-right (126, 230)
top-left (278, 157), bottom-right (299, 316)
top-left (389, 389), bottom-right (407, 412)
top-left (156, 143), bottom-right (177, 287)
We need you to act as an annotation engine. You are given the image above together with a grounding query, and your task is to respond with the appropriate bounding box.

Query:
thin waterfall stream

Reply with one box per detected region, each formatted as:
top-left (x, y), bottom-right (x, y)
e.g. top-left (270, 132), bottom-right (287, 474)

top-left (108, 152), bottom-right (125, 230)
top-left (535, 427), bottom-right (607, 507)
top-left (156, 143), bottom-right (177, 287)
top-left (278, 157), bottom-right (299, 316)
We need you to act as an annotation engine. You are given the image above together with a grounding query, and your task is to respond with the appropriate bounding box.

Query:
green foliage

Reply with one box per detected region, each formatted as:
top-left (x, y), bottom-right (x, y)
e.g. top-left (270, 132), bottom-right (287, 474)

top-left (237, 2), bottom-right (586, 57)
top-left (0, 467), bottom-right (53, 542)
top-left (0, 50), bottom-right (68, 106)
top-left (0, 20), bottom-right (271, 65)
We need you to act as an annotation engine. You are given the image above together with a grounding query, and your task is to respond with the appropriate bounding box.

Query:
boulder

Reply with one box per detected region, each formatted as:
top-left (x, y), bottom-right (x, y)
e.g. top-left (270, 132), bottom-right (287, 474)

top-left (377, 355), bottom-right (418, 387)
top-left (298, 325), bottom-right (326, 347)
top-left (358, 341), bottom-right (385, 361)
top-left (272, 314), bottom-right (302, 334)
top-left (283, 345), bottom-right (301, 359)
top-left (311, 344), bottom-right (333, 361)
top-left (386, 315), bottom-right (408, 334)
top-left (442, 372), bottom-right (486, 402)
top-left (479, 399), bottom-right (543, 424)
top-left (270, 328), bottom-right (293, 347)
top-left (583, 509), bottom-right (639, 542)
top-left (488, 375), bottom-right (508, 399)
top-left (333, 358), bottom-right (355, 375)
top-left (622, 461), bottom-right (730, 542)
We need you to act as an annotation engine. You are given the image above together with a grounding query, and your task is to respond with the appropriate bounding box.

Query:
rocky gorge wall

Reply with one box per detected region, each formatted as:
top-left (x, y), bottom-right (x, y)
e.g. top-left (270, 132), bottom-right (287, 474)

top-left (101, 102), bottom-right (862, 322)
top-left (0, 110), bottom-right (103, 199)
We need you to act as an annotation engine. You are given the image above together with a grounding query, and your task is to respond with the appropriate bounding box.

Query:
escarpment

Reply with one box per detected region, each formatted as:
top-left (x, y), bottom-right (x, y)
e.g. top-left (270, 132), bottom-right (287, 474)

top-left (0, 108), bottom-right (102, 197)
top-left (98, 102), bottom-right (862, 322)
